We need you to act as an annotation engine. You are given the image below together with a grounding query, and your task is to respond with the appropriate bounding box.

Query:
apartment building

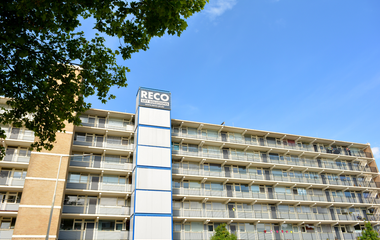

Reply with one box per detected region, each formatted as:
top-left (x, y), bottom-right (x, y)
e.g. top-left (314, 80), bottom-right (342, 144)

top-left (0, 87), bottom-right (379, 240)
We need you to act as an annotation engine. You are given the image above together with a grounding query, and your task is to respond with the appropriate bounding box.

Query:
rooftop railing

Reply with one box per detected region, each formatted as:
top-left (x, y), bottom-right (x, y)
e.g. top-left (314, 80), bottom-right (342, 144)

top-left (172, 131), bottom-right (373, 158)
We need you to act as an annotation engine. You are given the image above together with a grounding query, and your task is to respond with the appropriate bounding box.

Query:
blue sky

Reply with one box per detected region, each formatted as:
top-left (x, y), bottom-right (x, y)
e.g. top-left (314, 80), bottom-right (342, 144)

top-left (83, 0), bottom-right (380, 163)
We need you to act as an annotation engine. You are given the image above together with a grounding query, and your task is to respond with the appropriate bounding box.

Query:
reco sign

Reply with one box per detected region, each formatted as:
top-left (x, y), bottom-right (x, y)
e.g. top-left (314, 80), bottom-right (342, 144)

top-left (139, 89), bottom-right (171, 110)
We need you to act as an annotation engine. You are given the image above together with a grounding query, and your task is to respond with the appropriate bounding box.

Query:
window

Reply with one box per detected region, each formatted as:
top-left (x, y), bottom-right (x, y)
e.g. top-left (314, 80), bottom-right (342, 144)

top-left (60, 219), bottom-right (74, 230)
top-left (205, 182), bottom-right (223, 191)
top-left (64, 195), bottom-right (85, 206)
top-left (103, 175), bottom-right (126, 184)
top-left (251, 185), bottom-right (260, 193)
top-left (175, 224), bottom-right (182, 232)
top-left (0, 218), bottom-right (15, 229)
top-left (12, 170), bottom-right (26, 179)
top-left (98, 220), bottom-right (115, 231)
top-left (173, 180), bottom-right (181, 189)
top-left (68, 173), bottom-right (88, 183)
top-left (104, 155), bottom-right (130, 164)
top-left (172, 142), bottom-right (180, 151)
top-left (107, 136), bottom-right (129, 146)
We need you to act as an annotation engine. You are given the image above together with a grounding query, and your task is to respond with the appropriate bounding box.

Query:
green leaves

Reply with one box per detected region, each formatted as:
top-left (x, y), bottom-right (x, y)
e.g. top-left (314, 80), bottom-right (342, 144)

top-left (210, 223), bottom-right (237, 240)
top-left (0, 0), bottom-right (208, 156)
top-left (359, 221), bottom-right (380, 240)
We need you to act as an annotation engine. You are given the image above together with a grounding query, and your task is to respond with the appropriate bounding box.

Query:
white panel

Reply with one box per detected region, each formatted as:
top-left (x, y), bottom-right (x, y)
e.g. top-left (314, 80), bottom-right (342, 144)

top-left (137, 126), bottom-right (170, 148)
top-left (136, 146), bottom-right (171, 168)
top-left (135, 190), bottom-right (171, 214)
top-left (134, 216), bottom-right (172, 240)
top-left (130, 191), bottom-right (135, 214)
top-left (136, 168), bottom-right (171, 191)
top-left (138, 107), bottom-right (170, 128)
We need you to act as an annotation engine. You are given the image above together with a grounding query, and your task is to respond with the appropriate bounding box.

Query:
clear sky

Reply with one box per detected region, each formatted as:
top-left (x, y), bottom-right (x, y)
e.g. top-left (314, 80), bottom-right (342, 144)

top-left (83, 0), bottom-right (380, 164)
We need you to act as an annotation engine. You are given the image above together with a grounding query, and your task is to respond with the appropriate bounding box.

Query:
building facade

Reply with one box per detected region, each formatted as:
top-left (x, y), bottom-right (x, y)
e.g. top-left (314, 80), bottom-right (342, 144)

top-left (0, 87), bottom-right (379, 240)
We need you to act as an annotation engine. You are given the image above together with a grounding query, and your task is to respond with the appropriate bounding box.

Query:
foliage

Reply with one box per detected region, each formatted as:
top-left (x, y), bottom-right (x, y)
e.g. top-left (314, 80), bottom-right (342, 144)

top-left (359, 221), bottom-right (380, 240)
top-left (210, 223), bottom-right (237, 240)
top-left (0, 0), bottom-right (208, 156)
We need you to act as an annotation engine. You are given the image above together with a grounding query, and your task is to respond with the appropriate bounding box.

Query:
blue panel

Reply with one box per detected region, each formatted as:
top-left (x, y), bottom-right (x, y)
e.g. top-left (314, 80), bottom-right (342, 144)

top-left (138, 124), bottom-right (171, 130)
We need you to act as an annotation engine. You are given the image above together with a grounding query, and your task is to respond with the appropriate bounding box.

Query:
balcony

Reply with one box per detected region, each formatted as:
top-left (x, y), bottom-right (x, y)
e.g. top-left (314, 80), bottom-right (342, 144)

top-left (2, 147), bottom-right (31, 165)
top-left (73, 140), bottom-right (133, 151)
top-left (173, 208), bottom-right (366, 222)
top-left (79, 114), bottom-right (134, 132)
top-left (62, 196), bottom-right (130, 216)
top-left (0, 176), bottom-right (25, 188)
top-left (69, 156), bottom-right (132, 171)
top-left (172, 131), bottom-right (372, 159)
top-left (172, 187), bottom-right (379, 205)
top-left (1, 126), bottom-right (34, 142)
top-left (63, 204), bottom-right (130, 216)
top-left (0, 230), bottom-right (13, 239)
top-left (173, 166), bottom-right (377, 189)
top-left (66, 182), bottom-right (132, 193)
top-left (173, 149), bottom-right (374, 174)
top-left (58, 230), bottom-right (129, 240)
top-left (173, 228), bottom-right (357, 240)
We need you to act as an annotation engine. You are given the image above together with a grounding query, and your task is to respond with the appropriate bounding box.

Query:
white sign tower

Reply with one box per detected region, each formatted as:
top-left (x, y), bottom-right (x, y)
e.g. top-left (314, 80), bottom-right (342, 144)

top-left (130, 87), bottom-right (172, 239)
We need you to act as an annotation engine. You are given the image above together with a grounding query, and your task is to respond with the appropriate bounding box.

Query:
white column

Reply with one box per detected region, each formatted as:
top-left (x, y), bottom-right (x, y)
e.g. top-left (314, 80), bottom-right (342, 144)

top-left (130, 88), bottom-right (172, 240)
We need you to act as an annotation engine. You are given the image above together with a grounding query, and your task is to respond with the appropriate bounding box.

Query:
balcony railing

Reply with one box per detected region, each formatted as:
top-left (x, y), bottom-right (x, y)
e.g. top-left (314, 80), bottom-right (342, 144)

top-left (69, 156), bottom-right (132, 171)
top-left (173, 208), bottom-right (372, 222)
top-left (174, 230), bottom-right (347, 240)
top-left (2, 154), bottom-right (30, 163)
top-left (63, 204), bottom-right (130, 216)
top-left (66, 182), bottom-right (131, 193)
top-left (0, 230), bottom-right (14, 239)
top-left (58, 230), bottom-right (129, 240)
top-left (173, 187), bottom-right (380, 205)
top-left (0, 177), bottom-right (25, 187)
top-left (173, 149), bottom-right (374, 173)
top-left (73, 140), bottom-right (133, 151)
top-left (1, 127), bottom-right (34, 142)
top-left (172, 131), bottom-right (372, 158)
top-left (173, 166), bottom-right (377, 189)
top-left (80, 118), bottom-right (134, 132)
top-left (0, 202), bottom-right (19, 211)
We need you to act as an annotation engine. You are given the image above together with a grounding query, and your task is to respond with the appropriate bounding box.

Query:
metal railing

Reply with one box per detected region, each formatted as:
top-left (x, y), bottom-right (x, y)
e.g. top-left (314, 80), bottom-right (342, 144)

top-left (66, 182), bottom-right (132, 193)
top-left (1, 127), bottom-right (34, 141)
top-left (172, 131), bottom-right (372, 158)
top-left (173, 187), bottom-right (379, 205)
top-left (173, 166), bottom-right (377, 188)
top-left (173, 150), bottom-right (374, 173)
top-left (73, 140), bottom-right (134, 151)
top-left (80, 121), bottom-right (134, 132)
top-left (0, 177), bottom-right (25, 187)
top-left (69, 156), bottom-right (132, 171)
top-left (58, 230), bottom-right (129, 240)
top-left (174, 230), bottom-right (343, 240)
top-left (3, 154), bottom-right (30, 163)
top-left (62, 204), bottom-right (130, 216)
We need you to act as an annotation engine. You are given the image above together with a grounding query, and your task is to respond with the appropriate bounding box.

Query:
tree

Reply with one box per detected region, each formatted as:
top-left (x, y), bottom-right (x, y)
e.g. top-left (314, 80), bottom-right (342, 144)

top-left (359, 221), bottom-right (380, 240)
top-left (210, 223), bottom-right (237, 240)
top-left (0, 0), bottom-right (208, 159)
